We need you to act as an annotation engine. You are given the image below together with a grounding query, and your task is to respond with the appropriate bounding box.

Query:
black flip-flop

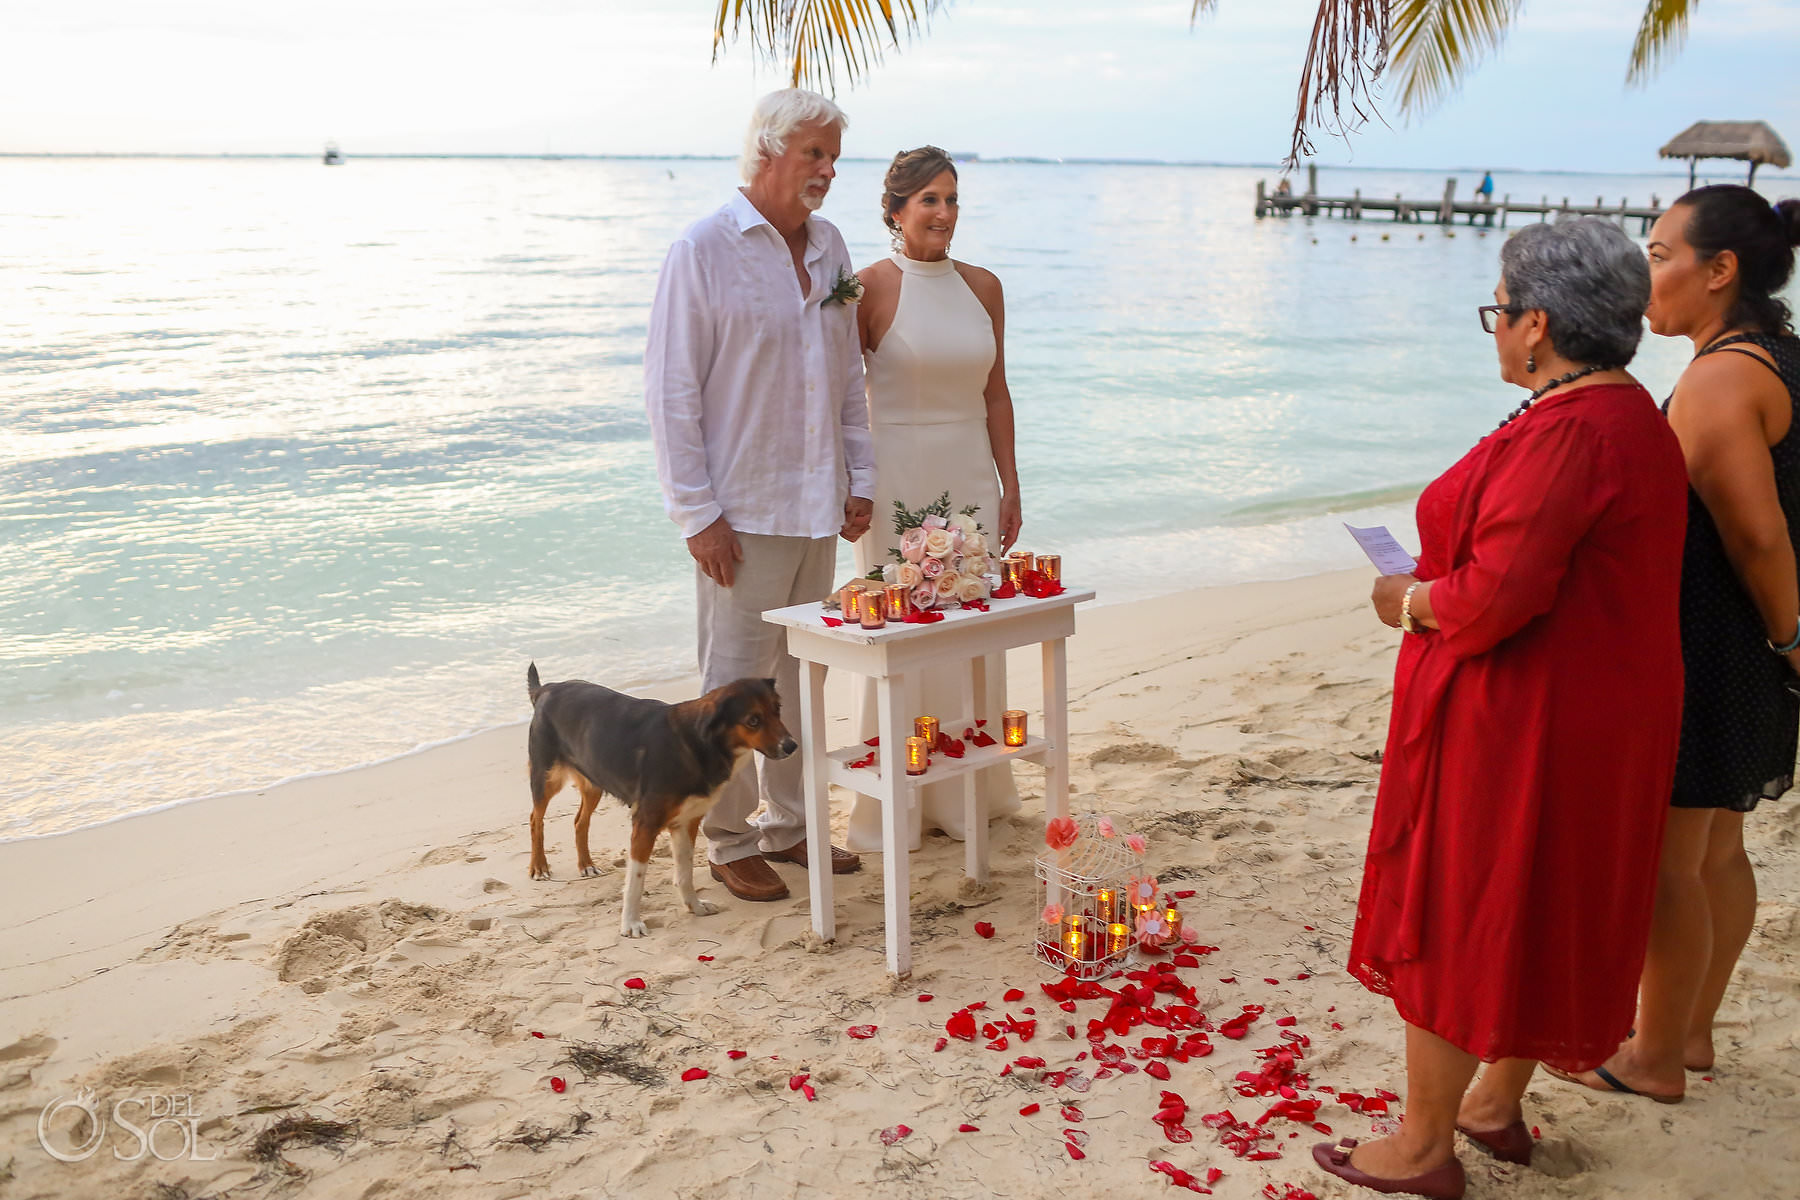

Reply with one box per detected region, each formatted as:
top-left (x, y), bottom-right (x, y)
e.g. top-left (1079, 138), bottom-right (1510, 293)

top-left (1546, 1063), bottom-right (1683, 1105)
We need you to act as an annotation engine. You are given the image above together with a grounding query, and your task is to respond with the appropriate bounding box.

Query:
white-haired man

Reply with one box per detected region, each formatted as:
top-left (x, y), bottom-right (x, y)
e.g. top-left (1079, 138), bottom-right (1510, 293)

top-left (645, 88), bottom-right (875, 903)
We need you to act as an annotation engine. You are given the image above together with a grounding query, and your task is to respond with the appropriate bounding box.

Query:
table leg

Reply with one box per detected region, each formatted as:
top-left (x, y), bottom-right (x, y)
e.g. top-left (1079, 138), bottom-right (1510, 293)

top-left (799, 658), bottom-right (834, 943)
top-left (1042, 637), bottom-right (1070, 824)
top-left (965, 654), bottom-right (987, 882)
top-left (877, 673), bottom-right (913, 979)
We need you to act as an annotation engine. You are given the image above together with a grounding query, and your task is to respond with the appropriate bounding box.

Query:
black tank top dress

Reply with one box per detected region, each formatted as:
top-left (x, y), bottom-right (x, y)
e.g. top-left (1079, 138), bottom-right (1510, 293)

top-left (1667, 333), bottom-right (1800, 811)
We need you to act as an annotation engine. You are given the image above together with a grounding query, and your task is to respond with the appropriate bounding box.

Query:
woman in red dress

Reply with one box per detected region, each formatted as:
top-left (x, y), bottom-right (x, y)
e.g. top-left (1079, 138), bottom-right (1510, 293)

top-left (1313, 218), bottom-right (1690, 1200)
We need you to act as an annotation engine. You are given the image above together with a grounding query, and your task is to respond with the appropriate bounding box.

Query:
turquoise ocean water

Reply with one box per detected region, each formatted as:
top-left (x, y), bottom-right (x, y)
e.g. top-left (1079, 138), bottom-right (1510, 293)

top-left (4, 156), bottom-right (1789, 837)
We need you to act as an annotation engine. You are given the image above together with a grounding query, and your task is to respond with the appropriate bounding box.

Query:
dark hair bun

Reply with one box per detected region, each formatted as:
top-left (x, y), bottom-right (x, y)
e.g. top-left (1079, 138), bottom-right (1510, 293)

top-left (1779, 198), bottom-right (1800, 248)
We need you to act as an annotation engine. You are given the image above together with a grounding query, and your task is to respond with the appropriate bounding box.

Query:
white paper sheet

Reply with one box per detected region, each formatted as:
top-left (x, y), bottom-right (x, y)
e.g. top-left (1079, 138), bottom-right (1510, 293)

top-left (1344, 523), bottom-right (1419, 576)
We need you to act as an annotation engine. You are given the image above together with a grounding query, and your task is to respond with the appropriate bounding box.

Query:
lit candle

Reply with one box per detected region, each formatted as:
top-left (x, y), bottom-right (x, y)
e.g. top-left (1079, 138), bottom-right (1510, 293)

top-left (1164, 901), bottom-right (1181, 935)
top-left (859, 589), bottom-right (886, 630)
top-left (1065, 921), bottom-right (1089, 962)
top-left (914, 715), bottom-right (939, 744)
top-left (1037, 553), bottom-right (1061, 582)
top-left (1097, 887), bottom-right (1117, 924)
top-left (1005, 553), bottom-right (1030, 588)
top-left (1107, 922), bottom-right (1130, 956)
top-left (905, 736), bottom-right (930, 776)
top-left (1002, 709), bottom-right (1027, 747)
top-left (884, 583), bottom-right (911, 620)
top-left (839, 582), bottom-right (866, 616)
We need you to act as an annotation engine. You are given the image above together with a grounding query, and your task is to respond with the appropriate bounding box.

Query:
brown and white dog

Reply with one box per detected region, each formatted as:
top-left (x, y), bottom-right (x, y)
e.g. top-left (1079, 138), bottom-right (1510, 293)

top-left (524, 663), bottom-right (796, 937)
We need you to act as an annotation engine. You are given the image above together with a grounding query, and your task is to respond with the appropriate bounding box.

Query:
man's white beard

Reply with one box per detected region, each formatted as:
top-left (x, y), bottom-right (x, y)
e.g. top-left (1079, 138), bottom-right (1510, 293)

top-left (799, 183), bottom-right (829, 212)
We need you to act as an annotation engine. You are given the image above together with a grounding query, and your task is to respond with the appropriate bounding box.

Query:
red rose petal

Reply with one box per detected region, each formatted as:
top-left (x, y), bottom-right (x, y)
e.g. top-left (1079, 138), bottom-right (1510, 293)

top-left (681, 1067), bottom-right (708, 1082)
top-left (879, 1124), bottom-right (912, 1146)
top-left (1019, 1103), bottom-right (1041, 1115)
top-left (1263, 978), bottom-right (1280, 985)
top-left (1164, 1123), bottom-right (1194, 1143)
top-left (1145, 1061), bottom-right (1172, 1081)
top-left (1065, 1142), bottom-right (1086, 1160)
top-left (1016, 1055), bottom-right (1046, 1069)
top-left (918, 993), bottom-right (934, 1002)
top-left (1004, 988), bottom-right (1026, 1002)
top-left (789, 1073), bottom-right (810, 1090)
top-left (802, 1083), bottom-right (816, 1101)
top-left (959, 1123), bottom-right (980, 1133)
top-left (974, 921), bottom-right (996, 939)
top-left (549, 1076), bottom-right (566, 1093)
top-left (847, 1024), bottom-right (878, 1039)
top-left (821, 616), bottom-right (843, 627)
top-left (1532, 1126), bottom-right (1542, 1139)
top-left (1220, 977), bottom-right (1237, 984)
top-left (933, 1037), bottom-right (949, 1052)
top-left (530, 1031), bottom-right (546, 1038)
top-left (624, 977), bottom-right (646, 989)
top-left (1061, 1104), bottom-right (1084, 1122)
top-left (1275, 1017), bottom-right (1297, 1027)
top-left (697, 954), bottom-right (714, 962)
top-left (726, 1049), bottom-right (748, 1059)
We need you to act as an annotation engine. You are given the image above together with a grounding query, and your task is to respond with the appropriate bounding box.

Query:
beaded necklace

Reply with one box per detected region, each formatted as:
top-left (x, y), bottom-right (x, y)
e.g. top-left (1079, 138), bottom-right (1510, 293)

top-left (1493, 363), bottom-right (1607, 431)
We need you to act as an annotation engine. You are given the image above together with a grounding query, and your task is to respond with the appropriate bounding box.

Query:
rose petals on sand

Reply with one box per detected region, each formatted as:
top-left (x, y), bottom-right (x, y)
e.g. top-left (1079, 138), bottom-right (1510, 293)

top-left (530, 1031), bottom-right (546, 1038)
top-left (549, 1076), bottom-right (566, 1093)
top-left (727, 1050), bottom-right (747, 1059)
top-left (847, 1025), bottom-right (878, 1039)
top-left (623, 978), bottom-right (646, 989)
top-left (696, 954), bottom-right (714, 962)
top-left (680, 1067), bottom-right (709, 1082)
top-left (974, 921), bottom-right (996, 939)
top-left (959, 1123), bottom-right (980, 1133)
top-left (1019, 1103), bottom-right (1041, 1116)
top-left (878, 1124), bottom-right (912, 1145)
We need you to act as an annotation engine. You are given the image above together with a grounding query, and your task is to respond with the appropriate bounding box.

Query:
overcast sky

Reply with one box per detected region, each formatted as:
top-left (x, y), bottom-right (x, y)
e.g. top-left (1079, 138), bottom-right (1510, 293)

top-left (6, 0), bottom-right (1796, 172)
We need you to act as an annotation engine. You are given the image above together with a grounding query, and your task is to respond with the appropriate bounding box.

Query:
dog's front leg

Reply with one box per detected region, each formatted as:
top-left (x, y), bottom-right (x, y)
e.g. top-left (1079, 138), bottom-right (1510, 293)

top-left (621, 819), bottom-right (658, 938)
top-left (672, 816), bottom-right (718, 917)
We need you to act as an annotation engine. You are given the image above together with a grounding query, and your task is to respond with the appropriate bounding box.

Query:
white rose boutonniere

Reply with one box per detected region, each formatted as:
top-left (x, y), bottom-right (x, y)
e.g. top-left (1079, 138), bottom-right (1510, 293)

top-left (824, 267), bottom-right (864, 307)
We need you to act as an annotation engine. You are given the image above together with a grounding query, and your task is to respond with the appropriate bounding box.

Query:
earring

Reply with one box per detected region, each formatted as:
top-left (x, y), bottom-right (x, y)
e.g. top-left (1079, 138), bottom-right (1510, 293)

top-left (1526, 352), bottom-right (1536, 374)
top-left (890, 228), bottom-right (905, 253)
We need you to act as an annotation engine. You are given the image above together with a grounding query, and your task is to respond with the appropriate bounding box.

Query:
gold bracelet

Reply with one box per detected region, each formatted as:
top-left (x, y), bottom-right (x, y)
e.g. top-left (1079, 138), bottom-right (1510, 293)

top-left (1400, 581), bottom-right (1422, 634)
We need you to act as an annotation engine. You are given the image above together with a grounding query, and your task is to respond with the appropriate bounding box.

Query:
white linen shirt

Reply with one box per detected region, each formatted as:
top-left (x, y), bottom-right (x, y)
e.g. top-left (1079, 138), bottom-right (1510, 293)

top-left (645, 190), bottom-right (876, 540)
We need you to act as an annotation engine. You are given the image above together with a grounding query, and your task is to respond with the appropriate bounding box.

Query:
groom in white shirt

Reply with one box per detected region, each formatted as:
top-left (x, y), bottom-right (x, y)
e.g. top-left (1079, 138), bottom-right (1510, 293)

top-left (644, 89), bottom-right (875, 902)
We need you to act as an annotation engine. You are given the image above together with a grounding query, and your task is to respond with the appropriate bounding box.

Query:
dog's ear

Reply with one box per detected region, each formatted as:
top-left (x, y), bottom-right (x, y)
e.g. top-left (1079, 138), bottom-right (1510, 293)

top-left (700, 695), bottom-right (737, 743)
top-left (763, 678), bottom-right (777, 694)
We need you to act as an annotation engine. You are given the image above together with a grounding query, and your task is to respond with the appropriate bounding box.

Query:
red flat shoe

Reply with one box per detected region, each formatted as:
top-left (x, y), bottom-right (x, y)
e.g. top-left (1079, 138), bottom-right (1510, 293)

top-left (1455, 1119), bottom-right (1533, 1166)
top-left (1312, 1139), bottom-right (1467, 1199)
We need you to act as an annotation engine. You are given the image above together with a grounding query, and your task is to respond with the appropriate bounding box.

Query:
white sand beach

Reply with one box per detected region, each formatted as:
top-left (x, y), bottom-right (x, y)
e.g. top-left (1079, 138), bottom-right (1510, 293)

top-left (3, 569), bottom-right (1797, 1199)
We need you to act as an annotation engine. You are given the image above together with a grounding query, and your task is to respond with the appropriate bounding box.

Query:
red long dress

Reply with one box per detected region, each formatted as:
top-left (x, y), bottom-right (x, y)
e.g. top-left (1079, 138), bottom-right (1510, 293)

top-left (1348, 383), bottom-right (1688, 1069)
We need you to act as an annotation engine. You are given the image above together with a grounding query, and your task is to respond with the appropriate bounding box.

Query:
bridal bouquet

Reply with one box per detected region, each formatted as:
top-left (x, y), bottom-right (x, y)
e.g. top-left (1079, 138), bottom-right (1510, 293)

top-left (874, 492), bottom-right (996, 612)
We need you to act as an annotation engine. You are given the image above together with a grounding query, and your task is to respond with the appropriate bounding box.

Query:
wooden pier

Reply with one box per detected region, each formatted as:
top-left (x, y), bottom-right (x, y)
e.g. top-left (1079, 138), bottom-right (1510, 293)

top-left (1256, 165), bottom-right (1665, 233)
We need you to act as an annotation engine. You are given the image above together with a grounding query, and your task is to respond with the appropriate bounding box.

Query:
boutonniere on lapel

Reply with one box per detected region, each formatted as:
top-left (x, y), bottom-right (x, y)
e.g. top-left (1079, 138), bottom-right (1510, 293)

top-left (823, 267), bottom-right (865, 307)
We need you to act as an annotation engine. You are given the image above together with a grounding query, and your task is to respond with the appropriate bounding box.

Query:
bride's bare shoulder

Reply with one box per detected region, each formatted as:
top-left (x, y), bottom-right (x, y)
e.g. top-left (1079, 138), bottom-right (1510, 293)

top-left (952, 261), bottom-right (1004, 305)
top-left (857, 258), bottom-right (901, 286)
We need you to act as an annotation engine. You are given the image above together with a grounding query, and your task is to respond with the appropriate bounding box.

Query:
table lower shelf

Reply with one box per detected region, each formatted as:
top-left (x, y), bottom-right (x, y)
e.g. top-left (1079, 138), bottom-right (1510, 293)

top-left (826, 735), bottom-right (1049, 793)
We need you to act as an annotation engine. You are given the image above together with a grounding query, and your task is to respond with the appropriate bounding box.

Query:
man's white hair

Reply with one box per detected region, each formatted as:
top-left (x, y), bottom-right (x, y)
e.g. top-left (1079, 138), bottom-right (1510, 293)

top-left (740, 89), bottom-right (849, 183)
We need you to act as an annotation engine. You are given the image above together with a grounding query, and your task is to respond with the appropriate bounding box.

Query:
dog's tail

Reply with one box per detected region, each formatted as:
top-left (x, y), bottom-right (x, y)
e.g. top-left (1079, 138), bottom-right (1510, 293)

top-left (527, 662), bottom-right (544, 704)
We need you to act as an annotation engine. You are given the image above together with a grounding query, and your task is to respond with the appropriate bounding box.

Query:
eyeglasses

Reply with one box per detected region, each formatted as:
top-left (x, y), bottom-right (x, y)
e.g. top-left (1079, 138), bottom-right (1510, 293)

top-left (1478, 303), bottom-right (1523, 334)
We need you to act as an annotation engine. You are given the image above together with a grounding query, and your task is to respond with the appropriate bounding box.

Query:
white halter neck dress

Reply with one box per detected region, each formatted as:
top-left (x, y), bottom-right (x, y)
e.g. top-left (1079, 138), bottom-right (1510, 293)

top-left (849, 252), bottom-right (1022, 851)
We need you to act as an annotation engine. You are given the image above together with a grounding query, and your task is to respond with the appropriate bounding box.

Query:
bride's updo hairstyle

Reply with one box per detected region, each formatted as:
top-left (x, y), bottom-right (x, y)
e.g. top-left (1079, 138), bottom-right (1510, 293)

top-left (1676, 184), bottom-right (1800, 335)
top-left (882, 146), bottom-right (958, 237)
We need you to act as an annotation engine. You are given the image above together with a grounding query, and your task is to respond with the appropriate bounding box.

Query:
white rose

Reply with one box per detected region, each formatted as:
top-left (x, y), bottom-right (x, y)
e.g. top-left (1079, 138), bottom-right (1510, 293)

top-left (962, 554), bottom-right (991, 578)
top-left (962, 531), bottom-right (987, 559)
top-left (951, 513), bottom-right (980, 538)
top-left (955, 575), bottom-right (988, 603)
top-left (934, 572), bottom-right (959, 598)
top-left (896, 562), bottom-right (923, 588)
top-left (882, 563), bottom-right (900, 584)
top-left (923, 528), bottom-right (955, 559)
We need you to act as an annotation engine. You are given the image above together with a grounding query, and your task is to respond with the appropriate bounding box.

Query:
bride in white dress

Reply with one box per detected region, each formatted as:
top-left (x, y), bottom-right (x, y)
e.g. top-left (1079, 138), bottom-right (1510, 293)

top-left (847, 146), bottom-right (1023, 852)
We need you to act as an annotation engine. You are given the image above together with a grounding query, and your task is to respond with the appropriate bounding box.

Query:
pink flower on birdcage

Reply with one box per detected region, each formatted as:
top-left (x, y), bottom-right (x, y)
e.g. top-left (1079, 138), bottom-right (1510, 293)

top-left (1128, 877), bottom-right (1158, 905)
top-left (1044, 816), bottom-right (1079, 851)
top-left (1127, 834), bottom-right (1147, 854)
top-left (1041, 903), bottom-right (1064, 925)
top-left (1096, 816), bottom-right (1116, 838)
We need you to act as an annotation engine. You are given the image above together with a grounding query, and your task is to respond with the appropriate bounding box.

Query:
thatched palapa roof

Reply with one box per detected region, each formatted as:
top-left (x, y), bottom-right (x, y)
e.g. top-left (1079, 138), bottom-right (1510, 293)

top-left (1659, 121), bottom-right (1792, 168)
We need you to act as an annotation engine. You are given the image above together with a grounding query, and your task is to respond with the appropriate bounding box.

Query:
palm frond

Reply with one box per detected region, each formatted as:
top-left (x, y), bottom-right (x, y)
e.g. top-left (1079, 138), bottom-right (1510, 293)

top-left (1625, 0), bottom-right (1694, 86)
top-left (1286, 0), bottom-right (1390, 166)
top-left (1190, 0), bottom-right (1220, 22)
top-left (1387, 0), bottom-right (1524, 118)
top-left (712, 0), bottom-right (934, 93)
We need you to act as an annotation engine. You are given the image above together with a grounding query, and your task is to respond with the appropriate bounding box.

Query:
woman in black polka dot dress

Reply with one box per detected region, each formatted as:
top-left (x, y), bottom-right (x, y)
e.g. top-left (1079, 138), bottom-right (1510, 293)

top-left (1555, 186), bottom-right (1800, 1104)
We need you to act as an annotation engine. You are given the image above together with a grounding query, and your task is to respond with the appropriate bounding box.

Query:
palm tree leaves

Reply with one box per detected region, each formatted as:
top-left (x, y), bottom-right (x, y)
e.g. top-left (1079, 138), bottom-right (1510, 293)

top-left (1626, 0), bottom-right (1695, 86)
top-left (711, 0), bottom-right (935, 91)
top-left (1387, 0), bottom-right (1523, 117)
top-left (1287, 0), bottom-right (1391, 164)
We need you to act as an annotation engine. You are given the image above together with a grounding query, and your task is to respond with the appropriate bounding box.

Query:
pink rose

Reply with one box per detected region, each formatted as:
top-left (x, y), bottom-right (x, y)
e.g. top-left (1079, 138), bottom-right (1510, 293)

top-left (901, 528), bottom-right (927, 563)
top-left (1041, 903), bottom-right (1064, 925)
top-left (921, 555), bottom-right (945, 579)
top-left (951, 528), bottom-right (966, 554)
top-left (1044, 816), bottom-right (1079, 851)
top-left (910, 583), bottom-right (937, 611)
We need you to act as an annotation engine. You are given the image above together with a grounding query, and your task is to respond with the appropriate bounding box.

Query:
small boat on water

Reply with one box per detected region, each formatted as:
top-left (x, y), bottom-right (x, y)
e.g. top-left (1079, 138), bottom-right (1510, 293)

top-left (322, 142), bottom-right (344, 166)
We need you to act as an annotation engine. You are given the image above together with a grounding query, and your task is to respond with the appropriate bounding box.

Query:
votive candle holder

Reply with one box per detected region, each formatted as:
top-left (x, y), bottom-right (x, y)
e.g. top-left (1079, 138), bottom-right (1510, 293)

top-left (858, 589), bottom-right (886, 630)
top-left (905, 736), bottom-right (930, 776)
top-left (1036, 553), bottom-right (1061, 582)
top-left (884, 583), bottom-right (911, 620)
top-left (1002, 709), bottom-right (1028, 747)
top-left (914, 715), bottom-right (939, 745)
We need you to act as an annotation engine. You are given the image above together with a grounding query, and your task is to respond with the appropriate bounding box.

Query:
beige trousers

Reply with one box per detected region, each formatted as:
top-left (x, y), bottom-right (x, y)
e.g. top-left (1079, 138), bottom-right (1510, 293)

top-left (696, 532), bottom-right (837, 864)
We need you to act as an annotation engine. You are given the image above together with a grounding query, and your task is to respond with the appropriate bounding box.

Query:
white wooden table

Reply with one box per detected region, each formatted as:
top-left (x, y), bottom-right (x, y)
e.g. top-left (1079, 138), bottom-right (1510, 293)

top-left (762, 586), bottom-right (1094, 978)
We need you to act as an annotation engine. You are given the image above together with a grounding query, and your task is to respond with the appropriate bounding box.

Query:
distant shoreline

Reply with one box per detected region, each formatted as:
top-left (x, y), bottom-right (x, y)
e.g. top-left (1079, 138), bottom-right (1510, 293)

top-left (1, 151), bottom-right (1789, 181)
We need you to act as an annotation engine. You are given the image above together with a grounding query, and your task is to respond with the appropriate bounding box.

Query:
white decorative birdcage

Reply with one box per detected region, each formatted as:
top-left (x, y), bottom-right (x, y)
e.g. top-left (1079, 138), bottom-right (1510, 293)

top-left (1034, 813), bottom-right (1144, 980)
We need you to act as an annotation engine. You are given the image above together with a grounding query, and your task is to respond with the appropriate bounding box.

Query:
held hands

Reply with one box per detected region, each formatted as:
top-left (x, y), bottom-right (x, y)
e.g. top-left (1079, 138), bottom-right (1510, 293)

top-left (840, 495), bottom-right (874, 543)
top-left (997, 491), bottom-right (1023, 553)
top-left (688, 516), bottom-right (743, 588)
top-left (1371, 573), bottom-right (1419, 629)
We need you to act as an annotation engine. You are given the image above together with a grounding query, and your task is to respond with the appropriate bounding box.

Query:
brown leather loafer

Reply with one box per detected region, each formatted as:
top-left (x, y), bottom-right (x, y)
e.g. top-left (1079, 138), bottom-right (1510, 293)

top-left (763, 839), bottom-right (863, 874)
top-left (709, 856), bottom-right (790, 902)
